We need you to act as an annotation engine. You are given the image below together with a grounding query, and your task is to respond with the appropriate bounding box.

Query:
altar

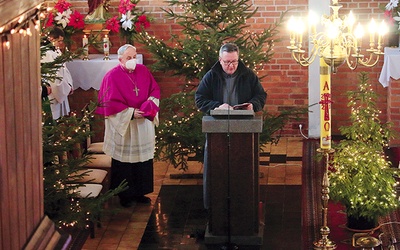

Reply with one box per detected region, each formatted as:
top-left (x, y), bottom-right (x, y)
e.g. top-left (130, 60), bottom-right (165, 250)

top-left (66, 54), bottom-right (143, 90)
top-left (379, 47), bottom-right (400, 87)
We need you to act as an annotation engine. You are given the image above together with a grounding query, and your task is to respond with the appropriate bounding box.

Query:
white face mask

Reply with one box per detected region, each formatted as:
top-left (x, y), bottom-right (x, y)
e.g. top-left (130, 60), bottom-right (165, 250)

top-left (125, 59), bottom-right (137, 70)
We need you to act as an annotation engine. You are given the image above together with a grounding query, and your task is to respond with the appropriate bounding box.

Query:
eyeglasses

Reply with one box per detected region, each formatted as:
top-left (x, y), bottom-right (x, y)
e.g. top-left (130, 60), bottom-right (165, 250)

top-left (221, 60), bottom-right (239, 66)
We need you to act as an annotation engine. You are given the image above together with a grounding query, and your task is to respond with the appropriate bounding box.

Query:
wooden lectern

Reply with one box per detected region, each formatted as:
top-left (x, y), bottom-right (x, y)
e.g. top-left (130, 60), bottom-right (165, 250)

top-left (202, 112), bottom-right (263, 246)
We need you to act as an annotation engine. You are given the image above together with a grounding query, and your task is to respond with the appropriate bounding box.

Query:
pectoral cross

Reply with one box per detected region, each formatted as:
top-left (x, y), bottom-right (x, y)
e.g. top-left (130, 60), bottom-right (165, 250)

top-left (134, 86), bottom-right (140, 96)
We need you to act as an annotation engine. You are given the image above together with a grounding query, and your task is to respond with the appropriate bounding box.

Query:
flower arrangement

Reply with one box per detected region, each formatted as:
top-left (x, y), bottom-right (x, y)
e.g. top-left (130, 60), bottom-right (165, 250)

top-left (384, 0), bottom-right (400, 33)
top-left (42, 0), bottom-right (85, 45)
top-left (105, 0), bottom-right (151, 44)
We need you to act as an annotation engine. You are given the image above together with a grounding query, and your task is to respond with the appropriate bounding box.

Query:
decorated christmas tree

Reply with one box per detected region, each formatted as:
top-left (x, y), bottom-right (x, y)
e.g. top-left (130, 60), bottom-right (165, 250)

top-left (329, 72), bottom-right (399, 228)
top-left (40, 39), bottom-right (126, 229)
top-left (135, 0), bottom-right (282, 81)
top-left (134, 0), bottom-right (306, 170)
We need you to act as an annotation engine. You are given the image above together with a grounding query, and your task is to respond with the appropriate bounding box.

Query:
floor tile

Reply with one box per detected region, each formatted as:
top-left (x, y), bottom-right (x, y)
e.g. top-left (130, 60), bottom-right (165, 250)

top-left (287, 137), bottom-right (303, 156)
top-left (136, 185), bottom-right (302, 250)
top-left (82, 137), bottom-right (303, 249)
top-left (270, 138), bottom-right (288, 155)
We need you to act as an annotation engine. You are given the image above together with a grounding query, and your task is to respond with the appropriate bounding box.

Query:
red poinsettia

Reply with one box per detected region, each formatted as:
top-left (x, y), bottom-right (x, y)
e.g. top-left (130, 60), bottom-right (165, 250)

top-left (54, 0), bottom-right (72, 13)
top-left (135, 15), bottom-right (150, 31)
top-left (68, 10), bottom-right (85, 29)
top-left (41, 0), bottom-right (85, 47)
top-left (119, 0), bottom-right (135, 14)
top-left (104, 0), bottom-right (151, 43)
top-left (105, 16), bottom-right (121, 33)
top-left (45, 12), bottom-right (55, 28)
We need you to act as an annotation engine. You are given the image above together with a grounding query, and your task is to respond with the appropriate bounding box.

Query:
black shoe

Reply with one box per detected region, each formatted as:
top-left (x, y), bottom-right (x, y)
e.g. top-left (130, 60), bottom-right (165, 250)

top-left (120, 199), bottom-right (136, 208)
top-left (133, 196), bottom-right (151, 204)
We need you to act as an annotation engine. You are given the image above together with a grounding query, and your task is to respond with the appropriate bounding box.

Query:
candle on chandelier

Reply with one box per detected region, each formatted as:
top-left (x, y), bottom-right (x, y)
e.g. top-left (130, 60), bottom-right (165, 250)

top-left (378, 20), bottom-right (388, 47)
top-left (319, 58), bottom-right (332, 149)
top-left (353, 23), bottom-right (364, 48)
top-left (369, 19), bottom-right (377, 45)
top-left (298, 19), bottom-right (305, 45)
top-left (287, 16), bottom-right (296, 42)
top-left (347, 11), bottom-right (355, 34)
top-left (308, 11), bottom-right (317, 35)
top-left (103, 35), bottom-right (109, 53)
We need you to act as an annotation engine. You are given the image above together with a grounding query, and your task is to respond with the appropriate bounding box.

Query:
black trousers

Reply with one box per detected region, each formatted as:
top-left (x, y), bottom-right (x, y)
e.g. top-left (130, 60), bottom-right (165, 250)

top-left (110, 158), bottom-right (154, 201)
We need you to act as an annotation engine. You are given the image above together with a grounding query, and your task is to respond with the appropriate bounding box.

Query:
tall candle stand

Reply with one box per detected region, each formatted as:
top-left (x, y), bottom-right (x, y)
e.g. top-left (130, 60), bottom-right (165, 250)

top-left (313, 148), bottom-right (336, 250)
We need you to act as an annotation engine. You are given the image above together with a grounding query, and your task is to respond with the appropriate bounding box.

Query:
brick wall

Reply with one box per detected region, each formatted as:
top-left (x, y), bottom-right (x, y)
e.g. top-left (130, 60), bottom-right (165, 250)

top-left (63, 0), bottom-right (396, 139)
top-left (389, 79), bottom-right (400, 145)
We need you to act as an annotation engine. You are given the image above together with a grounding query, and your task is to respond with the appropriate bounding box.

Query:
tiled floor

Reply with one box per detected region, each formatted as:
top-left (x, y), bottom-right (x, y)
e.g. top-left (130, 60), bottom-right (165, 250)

top-left (81, 137), bottom-right (303, 250)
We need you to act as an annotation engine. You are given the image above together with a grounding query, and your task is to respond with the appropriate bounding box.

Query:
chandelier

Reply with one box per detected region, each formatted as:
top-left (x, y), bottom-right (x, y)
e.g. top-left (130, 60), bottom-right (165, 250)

top-left (287, 0), bottom-right (388, 73)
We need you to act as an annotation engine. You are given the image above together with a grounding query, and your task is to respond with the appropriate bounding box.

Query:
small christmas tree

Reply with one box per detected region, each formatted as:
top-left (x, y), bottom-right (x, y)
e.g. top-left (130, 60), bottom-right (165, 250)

top-left (329, 72), bottom-right (400, 227)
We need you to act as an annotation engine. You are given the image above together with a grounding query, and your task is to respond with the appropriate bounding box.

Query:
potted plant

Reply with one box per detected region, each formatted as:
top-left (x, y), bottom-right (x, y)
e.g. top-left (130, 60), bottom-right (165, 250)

top-left (329, 72), bottom-right (400, 230)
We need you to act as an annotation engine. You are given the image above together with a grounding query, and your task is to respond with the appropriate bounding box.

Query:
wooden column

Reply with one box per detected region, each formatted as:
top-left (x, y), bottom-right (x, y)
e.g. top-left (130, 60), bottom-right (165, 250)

top-left (0, 3), bottom-right (43, 249)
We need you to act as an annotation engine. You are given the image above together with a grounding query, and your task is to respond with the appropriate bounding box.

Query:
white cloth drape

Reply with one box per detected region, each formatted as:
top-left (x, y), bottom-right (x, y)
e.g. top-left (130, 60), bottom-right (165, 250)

top-left (379, 47), bottom-right (400, 87)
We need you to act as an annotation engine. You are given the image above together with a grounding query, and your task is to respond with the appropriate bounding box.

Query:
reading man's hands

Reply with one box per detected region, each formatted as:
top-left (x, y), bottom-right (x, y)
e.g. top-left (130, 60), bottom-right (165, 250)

top-left (215, 103), bottom-right (233, 110)
top-left (214, 103), bottom-right (253, 111)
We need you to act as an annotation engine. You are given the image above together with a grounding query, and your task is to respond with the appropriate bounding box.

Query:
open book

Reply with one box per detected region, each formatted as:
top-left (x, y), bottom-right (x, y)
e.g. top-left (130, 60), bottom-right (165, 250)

top-left (233, 103), bottom-right (250, 110)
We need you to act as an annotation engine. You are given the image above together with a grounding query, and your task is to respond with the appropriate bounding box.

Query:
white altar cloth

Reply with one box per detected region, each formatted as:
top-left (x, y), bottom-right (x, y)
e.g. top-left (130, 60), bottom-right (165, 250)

top-left (379, 47), bottom-right (400, 87)
top-left (66, 54), bottom-right (143, 90)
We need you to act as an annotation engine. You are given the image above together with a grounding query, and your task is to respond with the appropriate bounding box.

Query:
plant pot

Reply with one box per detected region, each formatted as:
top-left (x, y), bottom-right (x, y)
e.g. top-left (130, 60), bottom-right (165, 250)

top-left (387, 146), bottom-right (400, 167)
top-left (346, 215), bottom-right (378, 232)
